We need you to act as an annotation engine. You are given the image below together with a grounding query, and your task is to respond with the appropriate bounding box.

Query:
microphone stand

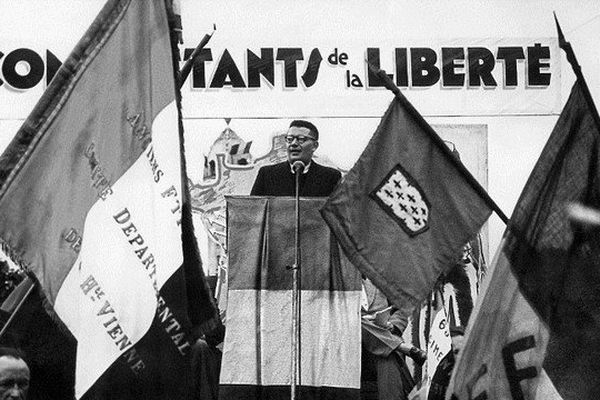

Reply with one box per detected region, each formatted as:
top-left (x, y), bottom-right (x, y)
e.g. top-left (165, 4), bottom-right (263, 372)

top-left (291, 162), bottom-right (303, 400)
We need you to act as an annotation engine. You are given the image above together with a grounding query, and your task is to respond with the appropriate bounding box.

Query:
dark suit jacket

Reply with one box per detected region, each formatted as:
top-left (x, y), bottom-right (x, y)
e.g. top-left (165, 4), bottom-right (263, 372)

top-left (250, 161), bottom-right (341, 197)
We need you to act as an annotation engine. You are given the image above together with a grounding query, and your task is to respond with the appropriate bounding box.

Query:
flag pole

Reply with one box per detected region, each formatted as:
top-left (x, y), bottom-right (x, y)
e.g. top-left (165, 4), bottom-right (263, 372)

top-left (554, 13), bottom-right (600, 133)
top-left (166, 0), bottom-right (220, 335)
top-left (177, 24), bottom-right (216, 90)
top-left (366, 62), bottom-right (509, 225)
top-left (0, 277), bottom-right (35, 341)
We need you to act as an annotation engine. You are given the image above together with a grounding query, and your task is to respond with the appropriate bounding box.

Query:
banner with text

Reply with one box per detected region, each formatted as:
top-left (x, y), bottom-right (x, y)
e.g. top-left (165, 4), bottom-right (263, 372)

top-left (0, 6), bottom-right (560, 119)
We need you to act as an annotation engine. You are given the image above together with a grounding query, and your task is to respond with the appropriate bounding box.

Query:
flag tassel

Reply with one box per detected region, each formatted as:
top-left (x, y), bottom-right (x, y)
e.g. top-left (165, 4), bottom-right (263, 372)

top-left (366, 61), bottom-right (509, 225)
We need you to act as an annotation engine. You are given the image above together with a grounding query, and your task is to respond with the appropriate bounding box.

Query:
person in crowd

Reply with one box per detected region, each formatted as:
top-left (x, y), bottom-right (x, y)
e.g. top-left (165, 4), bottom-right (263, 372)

top-left (0, 347), bottom-right (30, 400)
top-left (361, 277), bottom-right (426, 400)
top-left (250, 120), bottom-right (341, 197)
top-left (192, 321), bottom-right (225, 400)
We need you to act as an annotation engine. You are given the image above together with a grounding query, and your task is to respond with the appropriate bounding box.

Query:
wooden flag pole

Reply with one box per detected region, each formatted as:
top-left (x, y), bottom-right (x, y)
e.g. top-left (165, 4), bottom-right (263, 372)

top-left (366, 61), bottom-right (510, 225)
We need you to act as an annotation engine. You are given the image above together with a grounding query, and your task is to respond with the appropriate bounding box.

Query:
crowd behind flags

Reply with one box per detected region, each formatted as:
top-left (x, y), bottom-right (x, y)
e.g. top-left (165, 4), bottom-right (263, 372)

top-left (0, 0), bottom-right (217, 399)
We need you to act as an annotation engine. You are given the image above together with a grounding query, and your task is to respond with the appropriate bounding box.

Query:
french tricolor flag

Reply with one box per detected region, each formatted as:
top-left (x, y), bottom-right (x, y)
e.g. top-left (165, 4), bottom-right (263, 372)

top-left (221, 196), bottom-right (362, 399)
top-left (0, 1), bottom-right (218, 398)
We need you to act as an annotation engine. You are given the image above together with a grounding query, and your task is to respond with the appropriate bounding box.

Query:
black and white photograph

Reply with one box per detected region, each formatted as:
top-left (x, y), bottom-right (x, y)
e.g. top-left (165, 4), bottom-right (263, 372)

top-left (0, 1), bottom-right (599, 399)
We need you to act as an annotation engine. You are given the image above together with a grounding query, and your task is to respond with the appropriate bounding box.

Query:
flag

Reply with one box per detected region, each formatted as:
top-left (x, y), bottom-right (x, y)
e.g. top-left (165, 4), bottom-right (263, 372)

top-left (408, 289), bottom-right (453, 400)
top-left (424, 291), bottom-right (453, 399)
top-left (221, 196), bottom-right (362, 399)
top-left (321, 96), bottom-right (492, 322)
top-left (447, 80), bottom-right (600, 399)
top-left (0, 0), bottom-right (218, 398)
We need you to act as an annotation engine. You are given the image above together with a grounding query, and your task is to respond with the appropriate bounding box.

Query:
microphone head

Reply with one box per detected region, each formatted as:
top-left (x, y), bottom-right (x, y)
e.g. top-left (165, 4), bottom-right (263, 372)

top-left (292, 160), bottom-right (306, 173)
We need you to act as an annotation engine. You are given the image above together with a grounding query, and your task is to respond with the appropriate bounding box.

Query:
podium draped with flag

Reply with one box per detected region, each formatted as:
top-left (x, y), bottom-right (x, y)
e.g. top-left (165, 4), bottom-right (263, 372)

top-left (220, 196), bottom-right (361, 399)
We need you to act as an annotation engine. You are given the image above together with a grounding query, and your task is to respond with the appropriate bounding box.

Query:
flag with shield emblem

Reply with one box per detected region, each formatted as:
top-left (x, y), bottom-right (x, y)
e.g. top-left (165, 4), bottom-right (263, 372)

top-left (321, 95), bottom-right (492, 322)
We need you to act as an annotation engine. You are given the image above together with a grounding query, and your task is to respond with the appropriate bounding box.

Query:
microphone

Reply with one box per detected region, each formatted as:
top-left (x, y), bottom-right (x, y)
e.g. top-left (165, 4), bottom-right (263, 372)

top-left (292, 160), bottom-right (305, 174)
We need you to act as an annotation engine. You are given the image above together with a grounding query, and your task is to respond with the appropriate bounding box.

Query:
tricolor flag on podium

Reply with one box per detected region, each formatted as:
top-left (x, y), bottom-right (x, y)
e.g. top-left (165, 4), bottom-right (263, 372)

top-left (221, 197), bottom-right (362, 399)
top-left (0, 0), bottom-right (217, 399)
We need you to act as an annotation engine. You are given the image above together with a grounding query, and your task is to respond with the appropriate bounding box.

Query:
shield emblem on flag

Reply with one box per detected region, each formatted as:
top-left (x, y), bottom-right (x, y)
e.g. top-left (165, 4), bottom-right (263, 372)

top-left (370, 163), bottom-right (430, 236)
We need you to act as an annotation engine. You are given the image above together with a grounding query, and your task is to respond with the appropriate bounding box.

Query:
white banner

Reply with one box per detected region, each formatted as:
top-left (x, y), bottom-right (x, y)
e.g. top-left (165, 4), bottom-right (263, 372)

top-left (178, 37), bottom-right (560, 118)
top-left (0, 2), bottom-right (561, 119)
top-left (0, 38), bottom-right (560, 119)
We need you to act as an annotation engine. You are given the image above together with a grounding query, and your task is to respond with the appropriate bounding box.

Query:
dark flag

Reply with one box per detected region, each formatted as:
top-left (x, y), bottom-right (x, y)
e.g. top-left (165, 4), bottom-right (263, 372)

top-left (321, 96), bottom-right (492, 321)
top-left (447, 79), bottom-right (600, 399)
top-left (506, 80), bottom-right (600, 399)
top-left (0, 0), bottom-right (218, 398)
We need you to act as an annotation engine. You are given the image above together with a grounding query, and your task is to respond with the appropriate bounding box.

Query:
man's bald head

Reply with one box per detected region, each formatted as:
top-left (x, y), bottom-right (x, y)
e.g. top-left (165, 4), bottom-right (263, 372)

top-left (0, 348), bottom-right (29, 400)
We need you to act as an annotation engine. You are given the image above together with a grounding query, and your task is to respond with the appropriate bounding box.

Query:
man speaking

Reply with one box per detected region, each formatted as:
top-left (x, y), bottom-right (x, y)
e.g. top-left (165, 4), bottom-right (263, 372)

top-left (251, 120), bottom-right (341, 197)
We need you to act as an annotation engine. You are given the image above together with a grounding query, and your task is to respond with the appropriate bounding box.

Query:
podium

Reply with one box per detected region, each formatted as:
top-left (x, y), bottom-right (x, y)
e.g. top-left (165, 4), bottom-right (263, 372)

top-left (219, 196), bottom-right (361, 400)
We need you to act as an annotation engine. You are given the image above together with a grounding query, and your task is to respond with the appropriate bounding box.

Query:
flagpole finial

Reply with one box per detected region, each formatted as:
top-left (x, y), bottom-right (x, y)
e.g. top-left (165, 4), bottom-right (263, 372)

top-left (553, 12), bottom-right (567, 50)
top-left (177, 24), bottom-right (217, 89)
top-left (553, 11), bottom-right (600, 133)
top-left (365, 60), bottom-right (400, 96)
top-left (553, 12), bottom-right (580, 77)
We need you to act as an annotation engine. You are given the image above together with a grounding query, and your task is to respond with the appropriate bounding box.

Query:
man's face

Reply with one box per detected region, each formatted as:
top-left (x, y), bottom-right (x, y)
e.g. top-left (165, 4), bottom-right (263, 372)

top-left (0, 357), bottom-right (29, 400)
top-left (286, 126), bottom-right (318, 165)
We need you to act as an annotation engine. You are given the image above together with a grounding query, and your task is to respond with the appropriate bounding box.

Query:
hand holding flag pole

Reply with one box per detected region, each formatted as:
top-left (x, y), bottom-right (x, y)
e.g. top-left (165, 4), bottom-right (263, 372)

top-left (177, 24), bottom-right (216, 89)
top-left (365, 61), bottom-right (509, 225)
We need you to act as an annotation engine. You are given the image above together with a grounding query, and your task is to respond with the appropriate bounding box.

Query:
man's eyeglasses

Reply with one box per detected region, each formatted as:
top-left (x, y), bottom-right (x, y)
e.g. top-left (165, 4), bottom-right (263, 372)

top-left (284, 135), bottom-right (315, 144)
